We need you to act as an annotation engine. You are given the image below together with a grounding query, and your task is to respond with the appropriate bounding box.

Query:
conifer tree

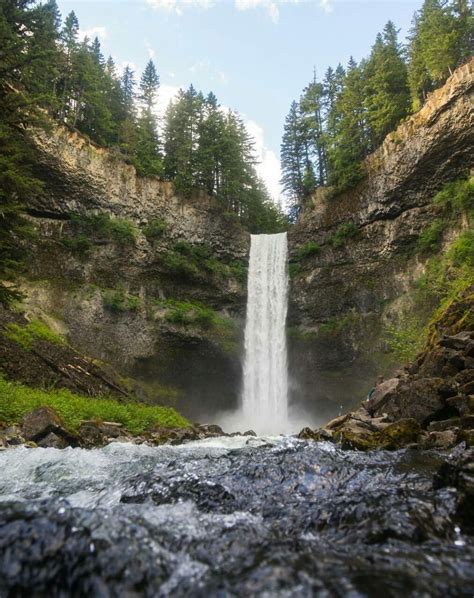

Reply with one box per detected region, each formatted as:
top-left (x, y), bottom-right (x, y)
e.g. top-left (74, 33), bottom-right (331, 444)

top-left (280, 101), bottom-right (306, 208)
top-left (134, 59), bottom-right (163, 177)
top-left (364, 22), bottom-right (409, 146)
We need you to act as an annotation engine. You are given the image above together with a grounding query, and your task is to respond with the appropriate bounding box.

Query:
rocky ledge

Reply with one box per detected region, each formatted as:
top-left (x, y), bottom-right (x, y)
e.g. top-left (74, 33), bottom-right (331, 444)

top-left (300, 290), bottom-right (474, 451)
top-left (0, 406), bottom-right (257, 451)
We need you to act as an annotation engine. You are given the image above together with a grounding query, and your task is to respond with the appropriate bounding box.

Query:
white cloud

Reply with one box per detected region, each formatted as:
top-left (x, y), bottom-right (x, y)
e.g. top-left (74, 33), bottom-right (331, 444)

top-left (146, 0), bottom-right (332, 20)
top-left (235, 0), bottom-right (281, 23)
top-left (79, 26), bottom-right (107, 41)
top-left (319, 0), bottom-right (333, 14)
top-left (245, 119), bottom-right (282, 202)
top-left (145, 41), bottom-right (155, 60)
top-left (155, 83), bottom-right (181, 117)
top-left (146, 0), bottom-right (215, 14)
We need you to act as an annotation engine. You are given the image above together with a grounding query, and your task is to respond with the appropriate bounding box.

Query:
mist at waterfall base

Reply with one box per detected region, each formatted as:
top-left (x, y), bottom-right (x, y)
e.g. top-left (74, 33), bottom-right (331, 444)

top-left (217, 233), bottom-right (319, 436)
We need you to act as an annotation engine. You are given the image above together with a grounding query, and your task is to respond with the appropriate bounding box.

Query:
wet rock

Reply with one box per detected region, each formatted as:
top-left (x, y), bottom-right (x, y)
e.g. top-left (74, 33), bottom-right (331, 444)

top-left (455, 368), bottom-right (474, 386)
top-left (420, 430), bottom-right (459, 450)
top-left (21, 407), bottom-right (78, 447)
top-left (243, 430), bottom-right (257, 436)
top-left (371, 377), bottom-right (445, 424)
top-left (460, 380), bottom-right (474, 396)
top-left (428, 418), bottom-right (461, 432)
top-left (78, 421), bottom-right (107, 448)
top-left (434, 447), bottom-right (474, 532)
top-left (446, 394), bottom-right (473, 416)
top-left (440, 331), bottom-right (473, 351)
top-left (0, 425), bottom-right (25, 447)
top-left (366, 378), bottom-right (401, 415)
top-left (461, 415), bottom-right (474, 429)
top-left (37, 432), bottom-right (70, 449)
top-left (297, 427), bottom-right (322, 441)
top-left (197, 424), bottom-right (226, 436)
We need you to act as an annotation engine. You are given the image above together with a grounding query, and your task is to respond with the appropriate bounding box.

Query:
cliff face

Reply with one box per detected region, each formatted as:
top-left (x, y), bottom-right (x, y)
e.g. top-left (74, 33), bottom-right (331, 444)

top-left (288, 60), bottom-right (474, 422)
top-left (20, 126), bottom-right (250, 421)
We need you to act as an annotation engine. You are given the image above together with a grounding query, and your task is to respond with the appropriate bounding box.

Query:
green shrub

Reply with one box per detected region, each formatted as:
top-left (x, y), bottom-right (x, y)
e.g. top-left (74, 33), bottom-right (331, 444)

top-left (385, 317), bottom-right (426, 363)
top-left (417, 219), bottom-right (445, 253)
top-left (143, 218), bottom-right (167, 242)
top-left (158, 299), bottom-right (217, 330)
top-left (0, 376), bottom-right (189, 434)
top-left (295, 241), bottom-right (321, 260)
top-left (60, 235), bottom-right (93, 256)
top-left (433, 177), bottom-right (474, 218)
top-left (329, 222), bottom-right (360, 248)
top-left (69, 213), bottom-right (137, 246)
top-left (163, 251), bottom-right (200, 279)
top-left (3, 319), bottom-right (65, 350)
top-left (102, 290), bottom-right (141, 313)
top-left (289, 263), bottom-right (302, 278)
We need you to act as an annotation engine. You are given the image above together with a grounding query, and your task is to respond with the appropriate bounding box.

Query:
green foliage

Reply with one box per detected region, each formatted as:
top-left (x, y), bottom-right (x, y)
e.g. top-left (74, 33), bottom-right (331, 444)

top-left (288, 263), bottom-right (302, 278)
top-left (414, 229), bottom-right (474, 332)
top-left (0, 376), bottom-right (189, 434)
top-left (3, 319), bottom-right (65, 350)
top-left (385, 316), bottom-right (427, 363)
top-left (102, 290), bottom-right (141, 313)
top-left (159, 299), bottom-right (218, 330)
top-left (162, 242), bottom-right (247, 283)
top-left (282, 4), bottom-right (472, 205)
top-left (319, 310), bottom-right (360, 335)
top-left (295, 241), bottom-right (321, 260)
top-left (156, 299), bottom-right (238, 352)
top-left (143, 218), bottom-right (167, 242)
top-left (69, 213), bottom-right (137, 246)
top-left (433, 177), bottom-right (474, 218)
top-left (329, 222), bottom-right (360, 248)
top-left (60, 235), bottom-right (93, 256)
top-left (417, 219), bottom-right (446, 253)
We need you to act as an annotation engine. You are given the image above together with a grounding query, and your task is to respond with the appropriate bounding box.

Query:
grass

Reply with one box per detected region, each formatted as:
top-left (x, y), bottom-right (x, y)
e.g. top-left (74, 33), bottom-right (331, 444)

top-left (155, 298), bottom-right (239, 353)
top-left (433, 176), bottom-right (474, 219)
top-left (0, 376), bottom-right (190, 435)
top-left (329, 222), bottom-right (360, 248)
top-left (3, 319), bottom-right (65, 350)
top-left (102, 290), bottom-right (141, 313)
top-left (68, 213), bottom-right (138, 246)
top-left (143, 218), bottom-right (167, 243)
top-left (417, 219), bottom-right (446, 253)
top-left (295, 241), bottom-right (321, 261)
top-left (163, 241), bottom-right (247, 283)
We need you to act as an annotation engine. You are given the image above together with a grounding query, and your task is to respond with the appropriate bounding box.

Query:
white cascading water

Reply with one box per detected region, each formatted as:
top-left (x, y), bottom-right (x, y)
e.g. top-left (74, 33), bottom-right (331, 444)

top-left (241, 233), bottom-right (289, 435)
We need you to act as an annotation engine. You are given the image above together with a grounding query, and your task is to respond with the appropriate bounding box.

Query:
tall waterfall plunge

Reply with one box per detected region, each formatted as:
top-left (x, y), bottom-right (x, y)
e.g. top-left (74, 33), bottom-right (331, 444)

top-left (241, 233), bottom-right (289, 435)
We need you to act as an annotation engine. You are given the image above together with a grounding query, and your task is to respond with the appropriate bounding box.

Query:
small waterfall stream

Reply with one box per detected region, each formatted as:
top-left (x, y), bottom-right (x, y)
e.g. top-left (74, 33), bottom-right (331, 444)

top-left (241, 233), bottom-right (289, 434)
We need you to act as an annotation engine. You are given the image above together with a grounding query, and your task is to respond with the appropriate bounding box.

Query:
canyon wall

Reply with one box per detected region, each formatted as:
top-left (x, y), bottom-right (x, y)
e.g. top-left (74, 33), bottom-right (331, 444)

top-left (288, 59), bottom-right (474, 422)
top-left (21, 126), bottom-right (250, 420)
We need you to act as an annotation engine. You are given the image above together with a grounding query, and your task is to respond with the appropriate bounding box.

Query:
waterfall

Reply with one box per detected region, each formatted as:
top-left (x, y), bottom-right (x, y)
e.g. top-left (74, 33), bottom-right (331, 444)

top-left (241, 233), bottom-right (289, 435)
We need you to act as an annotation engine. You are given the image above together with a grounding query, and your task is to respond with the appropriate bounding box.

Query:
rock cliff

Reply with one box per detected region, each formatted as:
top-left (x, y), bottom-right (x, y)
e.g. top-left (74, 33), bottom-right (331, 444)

top-left (288, 59), bottom-right (474, 422)
top-left (18, 125), bottom-right (250, 420)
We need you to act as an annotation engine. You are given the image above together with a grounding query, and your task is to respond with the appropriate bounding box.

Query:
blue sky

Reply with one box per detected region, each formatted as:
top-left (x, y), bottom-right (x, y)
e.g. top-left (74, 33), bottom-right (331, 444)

top-left (56, 0), bottom-right (422, 201)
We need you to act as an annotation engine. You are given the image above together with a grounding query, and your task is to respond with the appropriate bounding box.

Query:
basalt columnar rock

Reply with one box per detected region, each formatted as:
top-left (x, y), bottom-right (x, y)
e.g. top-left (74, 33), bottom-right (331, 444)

top-left (288, 60), bottom-right (474, 419)
top-left (12, 125), bottom-right (250, 420)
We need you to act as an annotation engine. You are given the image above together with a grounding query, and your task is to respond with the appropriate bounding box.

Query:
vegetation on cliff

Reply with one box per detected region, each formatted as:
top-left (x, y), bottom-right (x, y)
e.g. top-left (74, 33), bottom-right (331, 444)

top-left (281, 0), bottom-right (473, 209)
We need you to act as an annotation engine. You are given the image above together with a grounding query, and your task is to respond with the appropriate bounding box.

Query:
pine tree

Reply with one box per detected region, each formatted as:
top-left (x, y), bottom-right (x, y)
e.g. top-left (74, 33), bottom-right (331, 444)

top-left (134, 59), bottom-right (163, 177)
top-left (300, 72), bottom-right (327, 185)
top-left (0, 0), bottom-right (58, 304)
top-left (327, 57), bottom-right (369, 189)
top-left (57, 10), bottom-right (79, 120)
top-left (364, 22), bottom-right (409, 146)
top-left (280, 101), bottom-right (306, 208)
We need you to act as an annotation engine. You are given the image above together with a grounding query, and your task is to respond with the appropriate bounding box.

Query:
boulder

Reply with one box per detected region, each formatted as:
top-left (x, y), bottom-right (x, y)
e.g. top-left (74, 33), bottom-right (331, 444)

top-left (21, 407), bottom-right (78, 447)
top-left (427, 418), bottom-right (461, 432)
top-left (440, 332), bottom-right (473, 351)
top-left (366, 378), bottom-right (402, 415)
top-left (371, 377), bottom-right (445, 424)
top-left (420, 429), bottom-right (459, 450)
top-left (37, 432), bottom-right (70, 449)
